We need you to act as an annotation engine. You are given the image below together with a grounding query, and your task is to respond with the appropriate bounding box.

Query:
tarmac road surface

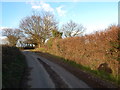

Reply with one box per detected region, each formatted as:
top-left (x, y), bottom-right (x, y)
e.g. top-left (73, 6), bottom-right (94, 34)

top-left (23, 51), bottom-right (91, 88)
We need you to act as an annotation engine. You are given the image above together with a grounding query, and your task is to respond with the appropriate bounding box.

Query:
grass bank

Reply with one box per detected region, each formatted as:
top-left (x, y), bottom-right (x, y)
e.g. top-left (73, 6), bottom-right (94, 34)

top-left (62, 57), bottom-right (120, 85)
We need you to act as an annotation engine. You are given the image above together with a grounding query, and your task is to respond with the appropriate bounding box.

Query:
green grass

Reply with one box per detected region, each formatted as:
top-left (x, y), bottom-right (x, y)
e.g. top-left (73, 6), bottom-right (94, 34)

top-left (2, 45), bottom-right (27, 88)
top-left (63, 58), bottom-right (120, 85)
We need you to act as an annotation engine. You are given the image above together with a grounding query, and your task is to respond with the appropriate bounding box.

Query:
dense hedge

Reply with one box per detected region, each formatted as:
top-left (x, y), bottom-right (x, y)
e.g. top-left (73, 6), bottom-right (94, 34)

top-left (2, 45), bottom-right (27, 88)
top-left (48, 26), bottom-right (119, 78)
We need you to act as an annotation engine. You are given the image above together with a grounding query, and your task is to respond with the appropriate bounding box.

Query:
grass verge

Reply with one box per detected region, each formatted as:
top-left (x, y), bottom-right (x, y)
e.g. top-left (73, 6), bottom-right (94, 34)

top-left (54, 55), bottom-right (120, 86)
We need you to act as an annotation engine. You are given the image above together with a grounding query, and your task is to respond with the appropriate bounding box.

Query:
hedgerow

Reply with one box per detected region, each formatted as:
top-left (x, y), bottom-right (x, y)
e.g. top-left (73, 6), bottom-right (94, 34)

top-left (48, 26), bottom-right (119, 80)
top-left (2, 45), bottom-right (27, 88)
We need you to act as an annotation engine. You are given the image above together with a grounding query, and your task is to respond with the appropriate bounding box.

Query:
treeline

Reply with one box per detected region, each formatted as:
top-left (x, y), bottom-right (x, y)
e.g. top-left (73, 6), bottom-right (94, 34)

top-left (2, 11), bottom-right (85, 48)
top-left (2, 45), bottom-right (27, 88)
top-left (46, 25), bottom-right (120, 81)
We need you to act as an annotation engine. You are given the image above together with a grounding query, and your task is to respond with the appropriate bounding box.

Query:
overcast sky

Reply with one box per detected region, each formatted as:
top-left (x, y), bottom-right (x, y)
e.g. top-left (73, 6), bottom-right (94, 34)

top-left (0, 1), bottom-right (118, 35)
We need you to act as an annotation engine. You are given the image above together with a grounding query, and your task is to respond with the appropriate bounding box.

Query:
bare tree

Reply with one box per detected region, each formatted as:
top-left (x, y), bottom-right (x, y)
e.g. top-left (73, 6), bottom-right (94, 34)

top-left (19, 11), bottom-right (58, 48)
top-left (3, 28), bottom-right (23, 46)
top-left (61, 20), bottom-right (85, 38)
top-left (42, 12), bottom-right (58, 43)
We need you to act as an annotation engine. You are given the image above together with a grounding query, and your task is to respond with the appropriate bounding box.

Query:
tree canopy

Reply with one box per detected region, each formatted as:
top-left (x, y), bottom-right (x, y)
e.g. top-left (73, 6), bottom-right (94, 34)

top-left (61, 20), bottom-right (85, 38)
top-left (3, 28), bottom-right (23, 46)
top-left (19, 11), bottom-right (58, 47)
